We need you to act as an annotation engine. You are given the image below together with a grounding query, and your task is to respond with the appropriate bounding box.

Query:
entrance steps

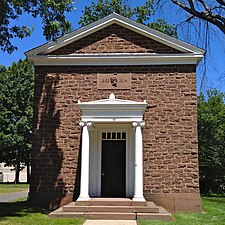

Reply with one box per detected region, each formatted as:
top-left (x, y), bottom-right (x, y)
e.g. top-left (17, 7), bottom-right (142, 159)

top-left (49, 198), bottom-right (173, 221)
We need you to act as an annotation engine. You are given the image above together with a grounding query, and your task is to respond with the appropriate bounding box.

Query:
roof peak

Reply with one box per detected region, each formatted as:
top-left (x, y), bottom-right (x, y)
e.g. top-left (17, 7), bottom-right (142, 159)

top-left (25, 13), bottom-right (205, 64)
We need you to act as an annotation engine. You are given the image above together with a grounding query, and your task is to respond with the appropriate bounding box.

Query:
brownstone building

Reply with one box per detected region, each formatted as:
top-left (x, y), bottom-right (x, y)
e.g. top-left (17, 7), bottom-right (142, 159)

top-left (26, 13), bottom-right (204, 219)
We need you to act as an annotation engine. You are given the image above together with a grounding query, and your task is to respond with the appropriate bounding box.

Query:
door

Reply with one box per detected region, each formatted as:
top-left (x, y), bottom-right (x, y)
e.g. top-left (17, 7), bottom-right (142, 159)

top-left (101, 139), bottom-right (126, 197)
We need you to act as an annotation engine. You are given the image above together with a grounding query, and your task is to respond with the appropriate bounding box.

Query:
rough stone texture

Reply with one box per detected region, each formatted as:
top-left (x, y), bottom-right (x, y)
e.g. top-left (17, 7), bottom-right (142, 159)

top-left (29, 64), bottom-right (201, 212)
top-left (29, 23), bottom-right (201, 212)
top-left (50, 24), bottom-right (181, 55)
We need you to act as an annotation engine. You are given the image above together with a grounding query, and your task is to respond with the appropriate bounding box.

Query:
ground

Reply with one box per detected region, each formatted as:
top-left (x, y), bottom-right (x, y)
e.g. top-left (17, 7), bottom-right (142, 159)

top-left (0, 196), bottom-right (224, 225)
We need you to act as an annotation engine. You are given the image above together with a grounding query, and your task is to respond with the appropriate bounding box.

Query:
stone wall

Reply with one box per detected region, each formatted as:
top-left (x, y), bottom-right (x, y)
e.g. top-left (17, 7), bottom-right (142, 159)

top-left (50, 24), bottom-right (181, 55)
top-left (29, 64), bottom-right (201, 212)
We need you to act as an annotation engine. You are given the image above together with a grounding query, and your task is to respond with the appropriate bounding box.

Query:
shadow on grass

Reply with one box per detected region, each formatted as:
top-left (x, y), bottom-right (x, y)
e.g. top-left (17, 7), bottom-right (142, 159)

top-left (0, 200), bottom-right (51, 218)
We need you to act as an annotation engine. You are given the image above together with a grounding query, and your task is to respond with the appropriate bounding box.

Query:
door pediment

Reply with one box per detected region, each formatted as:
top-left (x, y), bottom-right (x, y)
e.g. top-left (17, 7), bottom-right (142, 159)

top-left (77, 93), bottom-right (147, 122)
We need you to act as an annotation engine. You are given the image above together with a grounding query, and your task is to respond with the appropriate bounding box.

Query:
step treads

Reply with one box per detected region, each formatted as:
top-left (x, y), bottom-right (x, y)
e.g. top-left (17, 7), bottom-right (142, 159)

top-left (85, 212), bottom-right (136, 220)
top-left (63, 205), bottom-right (133, 213)
top-left (49, 200), bottom-right (173, 221)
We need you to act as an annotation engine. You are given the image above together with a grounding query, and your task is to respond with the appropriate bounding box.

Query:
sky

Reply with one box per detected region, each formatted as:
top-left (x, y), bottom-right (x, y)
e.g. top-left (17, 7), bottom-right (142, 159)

top-left (0, 0), bottom-right (224, 94)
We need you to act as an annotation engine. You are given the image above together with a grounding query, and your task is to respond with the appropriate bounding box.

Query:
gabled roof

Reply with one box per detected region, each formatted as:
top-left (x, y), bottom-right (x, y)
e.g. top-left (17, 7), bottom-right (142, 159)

top-left (26, 13), bottom-right (205, 66)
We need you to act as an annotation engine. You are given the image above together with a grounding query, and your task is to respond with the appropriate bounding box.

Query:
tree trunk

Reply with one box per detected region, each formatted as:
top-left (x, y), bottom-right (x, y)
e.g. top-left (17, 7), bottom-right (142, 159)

top-left (27, 164), bottom-right (30, 184)
top-left (15, 161), bottom-right (20, 184)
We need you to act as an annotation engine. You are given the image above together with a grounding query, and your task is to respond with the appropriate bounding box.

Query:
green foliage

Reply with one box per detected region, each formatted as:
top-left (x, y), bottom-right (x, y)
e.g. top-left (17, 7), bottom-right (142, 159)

top-left (0, 60), bottom-right (34, 169)
top-left (148, 19), bottom-right (177, 38)
top-left (198, 90), bottom-right (225, 194)
top-left (78, 0), bottom-right (177, 37)
top-left (0, 0), bottom-right (74, 53)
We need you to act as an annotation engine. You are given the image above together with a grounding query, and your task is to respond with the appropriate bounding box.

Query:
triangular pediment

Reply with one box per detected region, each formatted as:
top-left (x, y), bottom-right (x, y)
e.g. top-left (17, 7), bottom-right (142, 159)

top-left (48, 24), bottom-right (181, 55)
top-left (78, 93), bottom-right (147, 106)
top-left (26, 13), bottom-right (205, 66)
top-left (26, 13), bottom-right (205, 56)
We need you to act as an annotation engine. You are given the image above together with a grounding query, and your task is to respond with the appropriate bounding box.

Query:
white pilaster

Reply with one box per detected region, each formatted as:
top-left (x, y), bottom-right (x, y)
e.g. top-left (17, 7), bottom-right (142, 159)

top-left (132, 121), bottom-right (146, 202)
top-left (77, 121), bottom-right (92, 201)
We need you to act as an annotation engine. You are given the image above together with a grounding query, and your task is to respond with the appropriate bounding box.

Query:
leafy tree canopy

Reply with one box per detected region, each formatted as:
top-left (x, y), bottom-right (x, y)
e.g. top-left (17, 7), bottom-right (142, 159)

top-left (0, 60), bottom-right (34, 173)
top-left (78, 0), bottom-right (177, 37)
top-left (198, 89), bottom-right (225, 194)
top-left (0, 0), bottom-right (74, 53)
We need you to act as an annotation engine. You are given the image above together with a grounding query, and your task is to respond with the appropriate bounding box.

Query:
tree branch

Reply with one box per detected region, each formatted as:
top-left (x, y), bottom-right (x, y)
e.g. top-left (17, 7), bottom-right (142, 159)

top-left (171, 0), bottom-right (225, 34)
top-left (216, 0), bottom-right (225, 7)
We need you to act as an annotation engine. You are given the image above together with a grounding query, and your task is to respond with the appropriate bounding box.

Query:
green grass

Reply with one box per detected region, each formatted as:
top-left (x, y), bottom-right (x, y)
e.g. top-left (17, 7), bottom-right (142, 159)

top-left (0, 197), bottom-right (224, 225)
top-left (0, 184), bottom-right (29, 194)
top-left (138, 197), bottom-right (225, 225)
top-left (0, 199), bottom-right (84, 225)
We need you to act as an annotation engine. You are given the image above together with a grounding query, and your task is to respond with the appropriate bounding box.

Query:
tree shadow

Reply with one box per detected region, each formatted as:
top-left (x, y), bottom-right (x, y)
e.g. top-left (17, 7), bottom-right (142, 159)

top-left (73, 138), bottom-right (82, 201)
top-left (0, 200), bottom-right (50, 218)
top-left (29, 72), bottom-right (66, 209)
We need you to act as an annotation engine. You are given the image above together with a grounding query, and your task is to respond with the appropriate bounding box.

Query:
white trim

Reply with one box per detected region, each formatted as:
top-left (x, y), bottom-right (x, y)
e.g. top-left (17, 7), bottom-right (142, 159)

top-left (77, 95), bottom-right (147, 122)
top-left (28, 53), bottom-right (203, 66)
top-left (132, 121), bottom-right (145, 202)
top-left (79, 95), bottom-right (146, 199)
top-left (77, 121), bottom-right (92, 201)
top-left (25, 13), bottom-right (205, 57)
top-left (91, 124), bottom-right (133, 197)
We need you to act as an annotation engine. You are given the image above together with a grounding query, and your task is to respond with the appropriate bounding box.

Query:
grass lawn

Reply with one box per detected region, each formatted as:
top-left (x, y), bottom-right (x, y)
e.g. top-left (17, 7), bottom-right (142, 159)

top-left (138, 197), bottom-right (225, 225)
top-left (0, 199), bottom-right (84, 225)
top-left (0, 197), bottom-right (224, 225)
top-left (0, 184), bottom-right (29, 194)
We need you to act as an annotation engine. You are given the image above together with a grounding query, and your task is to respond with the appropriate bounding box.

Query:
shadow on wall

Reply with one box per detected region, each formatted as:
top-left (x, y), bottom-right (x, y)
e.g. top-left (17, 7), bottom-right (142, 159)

top-left (28, 72), bottom-right (66, 209)
top-left (73, 138), bottom-right (82, 201)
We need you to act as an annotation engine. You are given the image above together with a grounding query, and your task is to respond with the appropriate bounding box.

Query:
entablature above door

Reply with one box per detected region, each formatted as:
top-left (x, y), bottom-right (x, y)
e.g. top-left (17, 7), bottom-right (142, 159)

top-left (77, 93), bottom-right (147, 122)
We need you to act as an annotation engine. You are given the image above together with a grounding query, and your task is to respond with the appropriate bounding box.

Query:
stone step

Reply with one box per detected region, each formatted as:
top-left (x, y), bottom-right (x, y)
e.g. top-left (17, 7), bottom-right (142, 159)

top-left (136, 206), bottom-right (173, 221)
top-left (63, 203), bottom-right (159, 213)
top-left (49, 208), bottom-right (136, 220)
top-left (63, 205), bottom-right (133, 213)
top-left (76, 198), bottom-right (147, 206)
top-left (85, 212), bottom-right (136, 220)
top-left (76, 198), bottom-right (135, 206)
top-left (49, 199), bottom-right (173, 221)
top-left (133, 202), bottom-right (159, 213)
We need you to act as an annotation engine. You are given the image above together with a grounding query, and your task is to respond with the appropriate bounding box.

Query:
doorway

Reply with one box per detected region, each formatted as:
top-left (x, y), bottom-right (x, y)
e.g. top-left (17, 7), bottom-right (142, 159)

top-left (101, 132), bottom-right (126, 197)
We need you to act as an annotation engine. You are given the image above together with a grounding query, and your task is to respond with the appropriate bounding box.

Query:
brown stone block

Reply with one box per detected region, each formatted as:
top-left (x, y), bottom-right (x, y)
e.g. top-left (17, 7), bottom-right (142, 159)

top-left (175, 195), bottom-right (201, 212)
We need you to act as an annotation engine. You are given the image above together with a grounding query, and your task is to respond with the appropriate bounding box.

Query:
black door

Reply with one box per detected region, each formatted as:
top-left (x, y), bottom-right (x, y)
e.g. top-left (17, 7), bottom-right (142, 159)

top-left (101, 140), bottom-right (126, 197)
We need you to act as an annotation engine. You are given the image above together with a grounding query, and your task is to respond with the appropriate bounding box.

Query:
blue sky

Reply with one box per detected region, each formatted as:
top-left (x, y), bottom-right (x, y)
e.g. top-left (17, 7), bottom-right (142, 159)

top-left (0, 0), bottom-right (224, 93)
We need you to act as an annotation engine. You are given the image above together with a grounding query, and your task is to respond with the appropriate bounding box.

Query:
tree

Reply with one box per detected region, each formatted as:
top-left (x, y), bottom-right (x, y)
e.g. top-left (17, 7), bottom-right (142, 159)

top-left (0, 60), bottom-right (34, 183)
top-left (170, 0), bottom-right (225, 35)
top-left (153, 0), bottom-right (225, 89)
top-left (198, 90), bottom-right (225, 194)
top-left (79, 0), bottom-right (177, 37)
top-left (0, 0), bottom-right (74, 54)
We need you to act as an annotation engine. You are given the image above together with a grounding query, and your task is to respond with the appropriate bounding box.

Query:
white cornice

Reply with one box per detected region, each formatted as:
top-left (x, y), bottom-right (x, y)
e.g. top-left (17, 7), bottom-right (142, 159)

top-left (77, 94), bottom-right (148, 122)
top-left (25, 13), bottom-right (205, 57)
top-left (28, 53), bottom-right (203, 66)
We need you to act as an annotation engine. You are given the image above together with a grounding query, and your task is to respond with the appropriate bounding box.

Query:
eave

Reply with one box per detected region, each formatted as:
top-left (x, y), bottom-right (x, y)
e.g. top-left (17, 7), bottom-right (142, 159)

top-left (27, 53), bottom-right (204, 66)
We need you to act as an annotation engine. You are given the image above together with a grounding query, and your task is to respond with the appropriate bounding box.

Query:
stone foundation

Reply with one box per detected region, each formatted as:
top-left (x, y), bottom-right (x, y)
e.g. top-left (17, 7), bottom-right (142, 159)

top-left (145, 193), bottom-right (202, 213)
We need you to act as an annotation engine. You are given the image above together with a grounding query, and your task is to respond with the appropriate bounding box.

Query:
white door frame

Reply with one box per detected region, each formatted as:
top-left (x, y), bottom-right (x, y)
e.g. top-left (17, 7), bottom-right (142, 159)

top-left (94, 124), bottom-right (134, 197)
